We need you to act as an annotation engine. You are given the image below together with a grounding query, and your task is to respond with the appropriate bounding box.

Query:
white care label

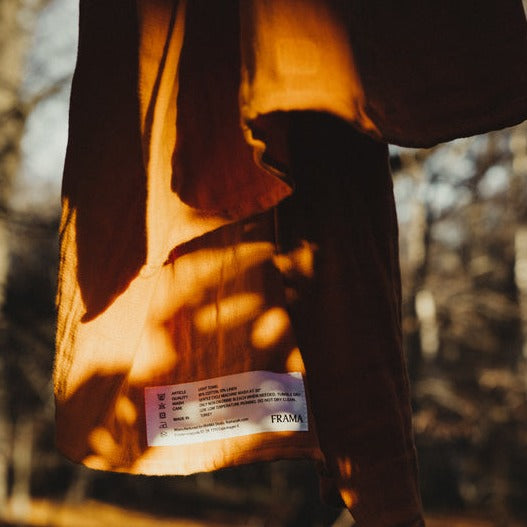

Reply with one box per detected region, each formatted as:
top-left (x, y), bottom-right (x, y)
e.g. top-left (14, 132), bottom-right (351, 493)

top-left (145, 371), bottom-right (309, 446)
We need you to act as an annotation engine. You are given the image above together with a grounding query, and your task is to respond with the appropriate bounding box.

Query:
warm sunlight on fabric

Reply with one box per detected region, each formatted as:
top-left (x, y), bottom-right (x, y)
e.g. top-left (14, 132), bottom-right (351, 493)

top-left (272, 240), bottom-right (317, 279)
top-left (114, 396), bottom-right (138, 427)
top-left (193, 293), bottom-right (263, 333)
top-left (285, 348), bottom-right (305, 374)
top-left (251, 306), bottom-right (290, 349)
top-left (87, 428), bottom-right (119, 467)
top-left (336, 457), bottom-right (358, 508)
top-left (337, 456), bottom-right (353, 479)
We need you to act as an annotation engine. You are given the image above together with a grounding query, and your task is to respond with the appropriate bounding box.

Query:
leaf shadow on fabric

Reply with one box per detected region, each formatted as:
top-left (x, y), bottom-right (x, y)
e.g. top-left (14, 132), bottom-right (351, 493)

top-left (56, 214), bottom-right (321, 475)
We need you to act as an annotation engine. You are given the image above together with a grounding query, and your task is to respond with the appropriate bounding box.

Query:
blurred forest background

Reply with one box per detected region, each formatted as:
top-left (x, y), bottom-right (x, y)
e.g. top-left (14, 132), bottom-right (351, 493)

top-left (2, 1), bottom-right (527, 526)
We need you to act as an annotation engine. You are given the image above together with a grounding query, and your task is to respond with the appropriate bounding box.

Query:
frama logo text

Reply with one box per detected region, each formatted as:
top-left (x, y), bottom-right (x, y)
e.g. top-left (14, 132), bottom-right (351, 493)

top-left (270, 413), bottom-right (304, 423)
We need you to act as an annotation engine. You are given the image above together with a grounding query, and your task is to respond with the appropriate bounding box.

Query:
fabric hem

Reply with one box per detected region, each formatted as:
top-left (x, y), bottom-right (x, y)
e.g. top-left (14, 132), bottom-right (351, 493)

top-left (379, 94), bottom-right (527, 148)
top-left (56, 439), bottom-right (324, 476)
top-left (241, 89), bottom-right (527, 150)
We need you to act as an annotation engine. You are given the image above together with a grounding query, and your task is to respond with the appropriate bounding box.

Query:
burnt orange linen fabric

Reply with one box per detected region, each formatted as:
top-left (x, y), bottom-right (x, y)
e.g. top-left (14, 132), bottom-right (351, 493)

top-left (56, 0), bottom-right (321, 479)
top-left (55, 1), bottom-right (527, 526)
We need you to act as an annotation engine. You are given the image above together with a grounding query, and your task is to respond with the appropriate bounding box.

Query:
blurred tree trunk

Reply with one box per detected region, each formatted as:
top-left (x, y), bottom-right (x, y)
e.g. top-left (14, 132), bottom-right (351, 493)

top-left (512, 123), bottom-right (527, 347)
top-left (1, 0), bottom-right (27, 511)
top-left (398, 151), bottom-right (433, 380)
top-left (0, 0), bottom-right (47, 517)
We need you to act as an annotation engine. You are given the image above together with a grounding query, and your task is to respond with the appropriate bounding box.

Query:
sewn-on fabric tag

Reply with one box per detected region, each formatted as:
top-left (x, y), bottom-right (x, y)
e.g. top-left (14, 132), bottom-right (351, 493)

top-left (145, 371), bottom-right (309, 446)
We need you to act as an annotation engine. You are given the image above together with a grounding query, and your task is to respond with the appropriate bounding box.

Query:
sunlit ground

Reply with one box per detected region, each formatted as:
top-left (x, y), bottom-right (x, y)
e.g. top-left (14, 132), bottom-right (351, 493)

top-left (2, 499), bottom-right (229, 526)
top-left (2, 499), bottom-right (527, 527)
